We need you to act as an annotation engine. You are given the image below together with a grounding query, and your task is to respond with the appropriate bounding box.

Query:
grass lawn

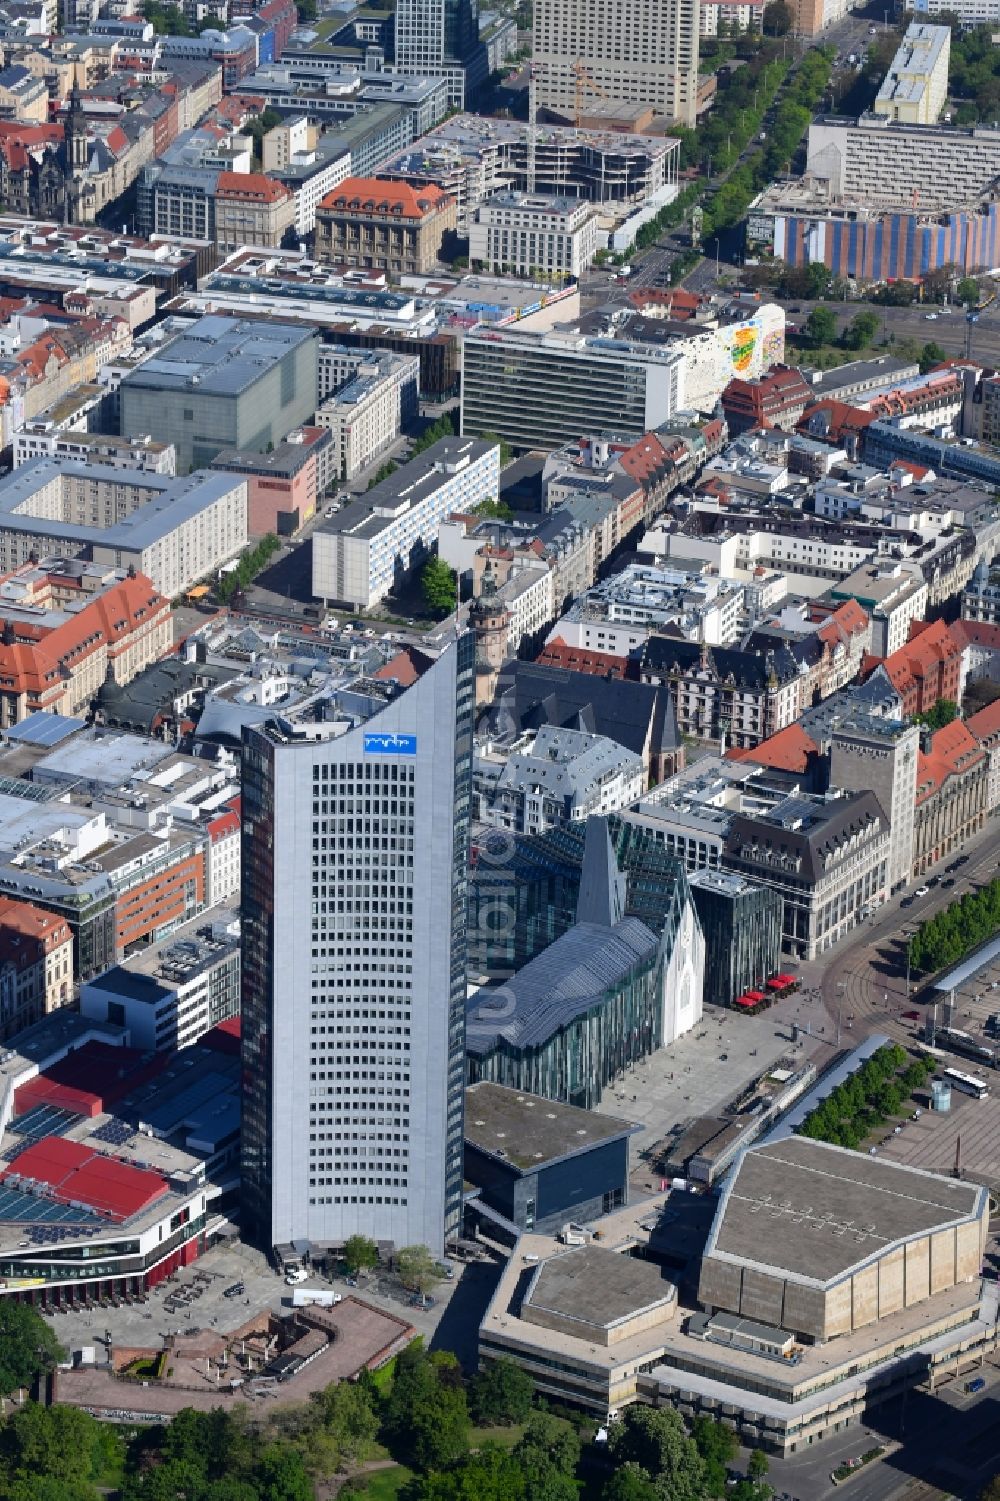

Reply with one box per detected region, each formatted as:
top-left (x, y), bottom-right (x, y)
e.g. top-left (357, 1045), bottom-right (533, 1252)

top-left (343, 1465), bottom-right (415, 1499)
top-left (469, 1423), bottom-right (526, 1450)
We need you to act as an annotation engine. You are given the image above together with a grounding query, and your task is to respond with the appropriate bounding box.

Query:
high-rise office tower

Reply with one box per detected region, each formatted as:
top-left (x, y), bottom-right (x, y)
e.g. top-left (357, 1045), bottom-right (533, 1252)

top-left (240, 637), bottom-right (474, 1257)
top-left (532, 0), bottom-right (700, 128)
top-left (394, 0), bottom-right (487, 108)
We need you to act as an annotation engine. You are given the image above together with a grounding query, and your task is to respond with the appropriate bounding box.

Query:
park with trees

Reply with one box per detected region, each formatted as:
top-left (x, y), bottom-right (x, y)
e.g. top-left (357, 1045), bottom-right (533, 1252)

top-left (909, 878), bottom-right (1000, 976)
top-left (797, 1044), bottom-right (936, 1151)
top-left (0, 1302), bottom-right (780, 1501)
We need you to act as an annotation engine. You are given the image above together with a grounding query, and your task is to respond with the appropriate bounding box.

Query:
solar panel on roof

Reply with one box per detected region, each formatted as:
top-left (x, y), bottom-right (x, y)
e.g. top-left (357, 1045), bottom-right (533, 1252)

top-left (6, 711), bottom-right (86, 746)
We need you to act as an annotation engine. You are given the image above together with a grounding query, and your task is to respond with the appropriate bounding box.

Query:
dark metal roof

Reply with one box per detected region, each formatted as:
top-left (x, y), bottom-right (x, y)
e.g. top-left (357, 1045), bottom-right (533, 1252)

top-left (466, 916), bottom-right (658, 1056)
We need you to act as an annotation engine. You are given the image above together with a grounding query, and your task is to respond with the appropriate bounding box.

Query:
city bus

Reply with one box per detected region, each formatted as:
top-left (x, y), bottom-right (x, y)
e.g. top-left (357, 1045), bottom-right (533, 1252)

top-left (942, 1068), bottom-right (990, 1100)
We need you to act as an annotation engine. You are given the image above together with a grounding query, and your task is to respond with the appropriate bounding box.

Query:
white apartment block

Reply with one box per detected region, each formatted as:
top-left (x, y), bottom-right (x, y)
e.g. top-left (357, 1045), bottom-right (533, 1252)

top-left (312, 438), bottom-right (499, 609)
top-left (262, 115), bottom-right (314, 172)
top-left (497, 564), bottom-right (555, 655)
top-left (874, 23), bottom-right (950, 126)
top-left (476, 724), bottom-right (645, 834)
top-left (533, 0), bottom-right (700, 127)
top-left (286, 148), bottom-right (352, 236)
top-left (469, 193), bottom-right (602, 279)
top-left (699, 0), bottom-right (763, 33)
top-left (315, 351), bottom-right (420, 481)
top-left (805, 118), bottom-right (1000, 210)
top-left (670, 520), bottom-right (878, 583)
top-left (0, 461), bottom-right (248, 600)
top-left (912, 0), bottom-right (1000, 22)
top-left (205, 812), bottom-right (241, 907)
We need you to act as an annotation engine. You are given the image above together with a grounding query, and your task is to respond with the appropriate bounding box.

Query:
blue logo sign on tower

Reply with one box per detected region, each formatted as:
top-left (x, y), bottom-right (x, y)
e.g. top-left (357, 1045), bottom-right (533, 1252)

top-left (363, 732), bottom-right (417, 756)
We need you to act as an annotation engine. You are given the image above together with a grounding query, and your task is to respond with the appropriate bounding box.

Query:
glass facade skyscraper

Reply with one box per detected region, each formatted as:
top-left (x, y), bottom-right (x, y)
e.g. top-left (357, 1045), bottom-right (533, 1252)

top-left (240, 636), bottom-right (474, 1257)
top-left (394, 0), bottom-right (486, 107)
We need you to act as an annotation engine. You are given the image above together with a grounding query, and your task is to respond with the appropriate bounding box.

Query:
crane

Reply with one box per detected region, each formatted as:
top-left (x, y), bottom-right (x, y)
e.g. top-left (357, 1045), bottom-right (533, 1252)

top-left (573, 59), bottom-right (610, 128)
top-left (527, 62), bottom-right (537, 195)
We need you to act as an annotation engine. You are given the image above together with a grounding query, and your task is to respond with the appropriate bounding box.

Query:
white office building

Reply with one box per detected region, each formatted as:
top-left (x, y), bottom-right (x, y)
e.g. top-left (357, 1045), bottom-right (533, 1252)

top-left (240, 637), bottom-right (474, 1258)
top-left (312, 437), bottom-right (500, 609)
top-left (874, 22), bottom-right (950, 126)
top-left (469, 193), bottom-right (602, 279)
top-left (315, 351), bottom-right (420, 482)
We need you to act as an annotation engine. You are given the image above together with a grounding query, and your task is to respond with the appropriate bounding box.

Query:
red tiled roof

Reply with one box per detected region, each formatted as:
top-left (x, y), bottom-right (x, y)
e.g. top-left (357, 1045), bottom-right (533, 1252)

top-left (915, 720), bottom-right (985, 805)
top-left (951, 618), bottom-right (1000, 654)
top-left (816, 597), bottom-right (869, 648)
top-left (319, 175), bottom-right (453, 218)
top-left (536, 637), bottom-right (631, 678)
top-left (0, 573), bottom-right (167, 700)
top-left (618, 433), bottom-right (670, 485)
top-left (966, 698), bottom-right (1000, 743)
top-left (725, 722), bottom-right (818, 774)
top-left (216, 170), bottom-right (292, 203)
top-left (373, 645), bottom-right (435, 686)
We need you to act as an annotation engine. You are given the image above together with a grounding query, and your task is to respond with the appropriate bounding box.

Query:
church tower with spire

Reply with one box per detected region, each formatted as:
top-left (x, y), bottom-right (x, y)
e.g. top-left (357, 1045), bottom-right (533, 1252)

top-left (470, 557), bottom-right (511, 706)
top-left (62, 85), bottom-right (89, 224)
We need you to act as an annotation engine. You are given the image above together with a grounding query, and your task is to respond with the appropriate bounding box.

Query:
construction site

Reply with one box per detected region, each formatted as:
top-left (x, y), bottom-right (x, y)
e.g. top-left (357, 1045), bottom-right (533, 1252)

top-left (379, 112), bottom-right (680, 234)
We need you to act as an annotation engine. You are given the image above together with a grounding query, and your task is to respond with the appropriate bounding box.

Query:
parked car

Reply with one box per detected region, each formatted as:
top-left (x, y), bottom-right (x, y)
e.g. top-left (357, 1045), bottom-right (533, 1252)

top-left (284, 1267), bottom-right (308, 1285)
top-left (915, 885), bottom-right (930, 897)
top-left (966, 1377), bottom-right (986, 1395)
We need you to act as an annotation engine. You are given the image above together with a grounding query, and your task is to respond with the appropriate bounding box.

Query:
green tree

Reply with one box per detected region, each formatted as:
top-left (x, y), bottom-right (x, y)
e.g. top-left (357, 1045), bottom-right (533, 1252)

top-left (478, 431), bottom-right (513, 466)
top-left (747, 1449), bottom-right (770, 1483)
top-left (255, 1443), bottom-right (314, 1501)
top-left (309, 1378), bottom-right (380, 1468)
top-left (385, 1346), bottom-right (470, 1472)
top-left (0, 1405), bottom-right (122, 1497)
top-left (607, 1407), bottom-right (706, 1501)
top-left (602, 1464), bottom-right (660, 1501)
top-left (419, 557), bottom-right (457, 617)
top-left (804, 305), bottom-right (838, 348)
top-left (763, 1), bottom-right (792, 32)
top-left (842, 310), bottom-right (880, 351)
top-left (244, 106), bottom-right (284, 165)
top-left (913, 697), bottom-right (958, 731)
top-left (342, 1234), bottom-right (380, 1277)
top-left (404, 1443), bottom-right (524, 1501)
top-left (919, 341), bottom-right (947, 373)
top-left (958, 276), bottom-right (981, 305)
top-left (470, 1357), bottom-right (534, 1426)
top-left (0, 1302), bottom-right (64, 1395)
top-left (469, 498), bottom-right (514, 521)
top-left (691, 1415), bottom-right (738, 1496)
top-left (513, 1411), bottom-right (581, 1477)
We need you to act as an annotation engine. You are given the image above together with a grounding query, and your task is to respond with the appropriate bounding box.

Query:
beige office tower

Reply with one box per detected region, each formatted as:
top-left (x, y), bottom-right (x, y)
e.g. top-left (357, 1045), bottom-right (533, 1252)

top-left (532, 0), bottom-right (699, 128)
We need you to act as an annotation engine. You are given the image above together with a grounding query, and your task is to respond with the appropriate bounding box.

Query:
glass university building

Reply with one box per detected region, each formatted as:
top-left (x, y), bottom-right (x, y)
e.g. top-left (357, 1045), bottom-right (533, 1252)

top-left (240, 637), bottom-right (474, 1257)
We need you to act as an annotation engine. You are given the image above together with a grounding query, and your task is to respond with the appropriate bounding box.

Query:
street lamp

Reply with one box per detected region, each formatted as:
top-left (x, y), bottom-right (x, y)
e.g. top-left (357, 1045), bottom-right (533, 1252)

top-left (713, 238), bottom-right (721, 279)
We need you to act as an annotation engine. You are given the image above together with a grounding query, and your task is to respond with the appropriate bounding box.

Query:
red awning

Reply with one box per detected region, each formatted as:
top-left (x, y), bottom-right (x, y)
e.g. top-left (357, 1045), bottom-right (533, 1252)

top-left (767, 973), bottom-right (796, 987)
top-left (733, 995), bottom-right (759, 1009)
top-left (744, 990), bottom-right (767, 1002)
